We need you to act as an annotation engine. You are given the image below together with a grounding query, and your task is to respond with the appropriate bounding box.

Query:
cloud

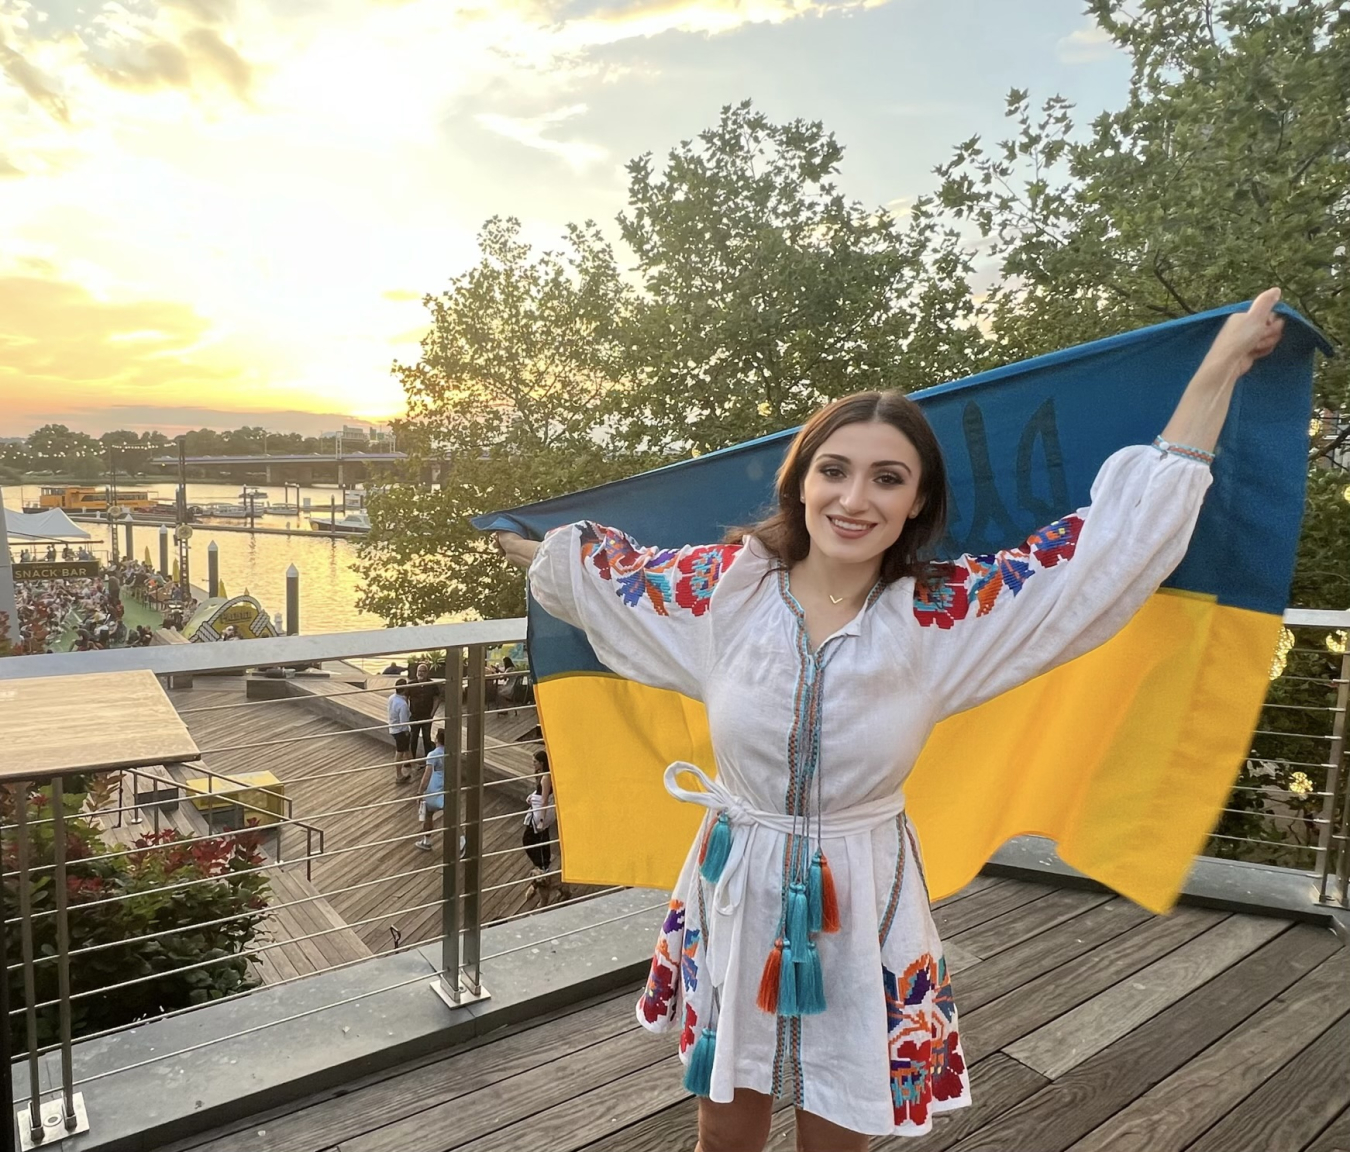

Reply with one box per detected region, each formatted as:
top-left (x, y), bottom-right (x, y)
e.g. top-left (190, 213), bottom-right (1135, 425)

top-left (162, 0), bottom-right (236, 26)
top-left (0, 275), bottom-right (249, 431)
top-left (476, 104), bottom-right (608, 170)
top-left (0, 154), bottom-right (23, 177)
top-left (183, 27), bottom-right (252, 101)
top-left (1056, 25), bottom-right (1116, 65)
top-left (86, 27), bottom-right (254, 101)
top-left (381, 288), bottom-right (424, 302)
top-left (0, 40), bottom-right (71, 124)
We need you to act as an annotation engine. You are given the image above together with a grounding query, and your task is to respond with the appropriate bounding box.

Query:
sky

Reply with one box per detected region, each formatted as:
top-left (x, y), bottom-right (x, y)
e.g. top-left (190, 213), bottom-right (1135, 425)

top-left (0, 0), bottom-right (1130, 438)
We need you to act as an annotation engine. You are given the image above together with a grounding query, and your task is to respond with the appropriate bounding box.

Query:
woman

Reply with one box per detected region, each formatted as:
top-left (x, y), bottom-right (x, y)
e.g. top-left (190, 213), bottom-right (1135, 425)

top-left (495, 291), bottom-right (1286, 1150)
top-left (415, 727), bottom-right (446, 851)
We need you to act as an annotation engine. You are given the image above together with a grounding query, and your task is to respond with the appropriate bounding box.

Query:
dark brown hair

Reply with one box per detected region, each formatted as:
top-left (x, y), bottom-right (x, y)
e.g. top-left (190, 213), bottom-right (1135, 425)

top-left (727, 391), bottom-right (949, 586)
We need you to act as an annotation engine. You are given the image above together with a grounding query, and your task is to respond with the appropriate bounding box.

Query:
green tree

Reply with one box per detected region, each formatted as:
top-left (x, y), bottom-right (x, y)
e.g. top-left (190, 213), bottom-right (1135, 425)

top-left (611, 100), bottom-right (984, 455)
top-left (354, 217), bottom-right (637, 624)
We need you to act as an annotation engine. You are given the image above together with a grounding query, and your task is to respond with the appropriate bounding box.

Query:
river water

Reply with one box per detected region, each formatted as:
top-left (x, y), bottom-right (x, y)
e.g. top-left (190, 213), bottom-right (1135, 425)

top-left (9, 481), bottom-right (382, 636)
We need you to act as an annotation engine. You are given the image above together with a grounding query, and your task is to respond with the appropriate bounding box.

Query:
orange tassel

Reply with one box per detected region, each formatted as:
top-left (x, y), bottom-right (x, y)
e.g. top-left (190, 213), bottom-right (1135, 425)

top-left (819, 854), bottom-right (841, 934)
top-left (698, 818), bottom-right (712, 865)
top-left (756, 938), bottom-right (784, 1014)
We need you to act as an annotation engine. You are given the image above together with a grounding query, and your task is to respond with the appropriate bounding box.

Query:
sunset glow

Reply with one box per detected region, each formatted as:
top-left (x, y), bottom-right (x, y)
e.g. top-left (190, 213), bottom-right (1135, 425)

top-left (0, 0), bottom-right (1124, 436)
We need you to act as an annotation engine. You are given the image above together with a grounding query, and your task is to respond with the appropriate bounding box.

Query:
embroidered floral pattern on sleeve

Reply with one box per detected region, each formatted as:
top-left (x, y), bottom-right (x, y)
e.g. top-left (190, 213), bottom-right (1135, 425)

top-left (639, 900), bottom-right (684, 1026)
top-left (578, 522), bottom-right (740, 618)
top-left (883, 954), bottom-right (966, 1128)
top-left (912, 513), bottom-right (1085, 628)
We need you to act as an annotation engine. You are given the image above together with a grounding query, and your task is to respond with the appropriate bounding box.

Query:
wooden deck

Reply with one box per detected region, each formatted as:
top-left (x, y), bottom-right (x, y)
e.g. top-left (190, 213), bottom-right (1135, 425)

top-left (164, 877), bottom-right (1349, 1152)
top-left (141, 678), bottom-right (571, 971)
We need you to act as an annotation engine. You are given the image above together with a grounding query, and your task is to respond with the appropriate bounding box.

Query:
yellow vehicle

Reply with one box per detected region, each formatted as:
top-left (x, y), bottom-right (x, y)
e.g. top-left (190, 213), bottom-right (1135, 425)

top-left (35, 486), bottom-right (158, 514)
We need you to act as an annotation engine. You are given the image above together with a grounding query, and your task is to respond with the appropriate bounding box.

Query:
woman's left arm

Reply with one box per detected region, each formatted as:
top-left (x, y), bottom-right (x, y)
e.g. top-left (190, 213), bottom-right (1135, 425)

top-left (1158, 287), bottom-right (1285, 452)
top-left (913, 288), bottom-right (1287, 720)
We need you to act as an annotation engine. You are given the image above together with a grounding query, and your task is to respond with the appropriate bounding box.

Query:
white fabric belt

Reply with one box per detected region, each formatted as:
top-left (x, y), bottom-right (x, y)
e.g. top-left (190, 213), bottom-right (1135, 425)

top-left (662, 761), bottom-right (907, 989)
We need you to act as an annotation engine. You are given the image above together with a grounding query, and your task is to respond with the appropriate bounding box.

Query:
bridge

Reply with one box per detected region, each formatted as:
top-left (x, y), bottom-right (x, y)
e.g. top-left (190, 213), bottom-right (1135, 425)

top-left (151, 451), bottom-right (411, 485)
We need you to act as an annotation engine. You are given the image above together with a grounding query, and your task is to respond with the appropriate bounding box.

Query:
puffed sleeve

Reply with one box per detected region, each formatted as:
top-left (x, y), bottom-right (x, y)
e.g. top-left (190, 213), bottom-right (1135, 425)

top-left (528, 521), bottom-right (742, 701)
top-left (911, 445), bottom-right (1213, 721)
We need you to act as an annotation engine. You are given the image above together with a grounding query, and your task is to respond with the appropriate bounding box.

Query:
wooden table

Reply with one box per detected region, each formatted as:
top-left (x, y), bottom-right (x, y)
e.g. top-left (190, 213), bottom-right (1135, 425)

top-left (0, 668), bottom-right (200, 780)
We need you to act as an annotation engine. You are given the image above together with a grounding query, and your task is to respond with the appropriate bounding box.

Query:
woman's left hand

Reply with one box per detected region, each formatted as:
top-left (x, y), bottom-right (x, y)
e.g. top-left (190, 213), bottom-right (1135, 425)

top-left (1205, 287), bottom-right (1286, 377)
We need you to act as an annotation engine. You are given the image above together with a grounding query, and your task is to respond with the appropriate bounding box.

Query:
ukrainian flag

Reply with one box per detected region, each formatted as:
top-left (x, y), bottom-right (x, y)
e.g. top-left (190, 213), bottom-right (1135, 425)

top-left (475, 304), bottom-right (1331, 912)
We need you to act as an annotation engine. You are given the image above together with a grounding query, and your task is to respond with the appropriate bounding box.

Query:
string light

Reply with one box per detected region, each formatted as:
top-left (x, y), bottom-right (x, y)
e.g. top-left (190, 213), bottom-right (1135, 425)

top-left (1289, 771), bottom-right (1314, 798)
top-left (1269, 626), bottom-right (1295, 680)
top-left (1310, 416), bottom-right (1323, 438)
top-left (1327, 630), bottom-right (1348, 656)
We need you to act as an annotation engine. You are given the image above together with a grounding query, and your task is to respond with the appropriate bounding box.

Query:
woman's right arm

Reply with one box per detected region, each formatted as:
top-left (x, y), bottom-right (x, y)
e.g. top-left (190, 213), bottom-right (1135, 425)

top-left (495, 532), bottom-right (539, 568)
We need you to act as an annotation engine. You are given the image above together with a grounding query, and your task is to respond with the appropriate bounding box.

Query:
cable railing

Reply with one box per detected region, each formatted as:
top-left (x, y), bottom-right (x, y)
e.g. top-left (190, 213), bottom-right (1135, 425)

top-left (0, 608), bottom-right (1346, 1149)
top-left (0, 621), bottom-right (616, 1150)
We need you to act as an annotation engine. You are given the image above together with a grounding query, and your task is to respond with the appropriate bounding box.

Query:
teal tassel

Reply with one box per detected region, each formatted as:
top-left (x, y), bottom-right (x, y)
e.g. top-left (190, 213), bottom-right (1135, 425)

top-left (787, 881), bottom-right (809, 957)
top-left (807, 852), bottom-right (824, 934)
top-left (699, 813), bottom-right (732, 884)
top-left (778, 938), bottom-right (799, 1016)
top-left (796, 940), bottom-right (827, 1015)
top-left (683, 1027), bottom-right (717, 1096)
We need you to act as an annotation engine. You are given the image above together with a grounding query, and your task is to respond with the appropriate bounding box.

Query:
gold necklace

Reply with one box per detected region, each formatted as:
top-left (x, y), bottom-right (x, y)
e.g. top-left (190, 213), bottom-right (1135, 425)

top-left (829, 594), bottom-right (844, 605)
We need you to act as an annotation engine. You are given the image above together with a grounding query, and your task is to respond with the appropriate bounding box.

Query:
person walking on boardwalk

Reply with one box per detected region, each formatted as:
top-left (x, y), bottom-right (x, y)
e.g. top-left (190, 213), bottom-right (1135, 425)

top-left (415, 727), bottom-right (446, 850)
top-left (387, 677), bottom-right (413, 783)
top-left (495, 292), bottom-right (1288, 1150)
top-left (406, 661), bottom-right (439, 765)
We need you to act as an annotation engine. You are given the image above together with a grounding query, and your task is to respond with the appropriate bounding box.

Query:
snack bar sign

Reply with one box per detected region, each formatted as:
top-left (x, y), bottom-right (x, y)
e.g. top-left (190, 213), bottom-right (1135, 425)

top-left (12, 561), bottom-right (101, 582)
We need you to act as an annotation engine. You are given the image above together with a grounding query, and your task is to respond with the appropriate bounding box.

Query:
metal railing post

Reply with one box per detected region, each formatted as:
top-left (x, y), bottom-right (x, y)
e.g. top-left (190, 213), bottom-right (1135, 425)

top-left (49, 778), bottom-right (77, 1133)
top-left (13, 785), bottom-right (43, 1144)
top-left (462, 646), bottom-right (486, 998)
top-left (1317, 646), bottom-right (1350, 906)
top-left (434, 649), bottom-right (464, 1007)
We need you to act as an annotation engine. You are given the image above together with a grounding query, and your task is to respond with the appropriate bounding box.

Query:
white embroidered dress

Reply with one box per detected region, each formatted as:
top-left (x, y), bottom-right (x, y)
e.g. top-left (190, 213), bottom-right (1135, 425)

top-left (528, 445), bottom-right (1212, 1137)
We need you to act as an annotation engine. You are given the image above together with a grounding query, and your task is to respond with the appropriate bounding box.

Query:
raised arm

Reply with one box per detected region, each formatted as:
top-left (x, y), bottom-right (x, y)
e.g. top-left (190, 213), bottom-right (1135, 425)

top-left (912, 289), bottom-right (1287, 720)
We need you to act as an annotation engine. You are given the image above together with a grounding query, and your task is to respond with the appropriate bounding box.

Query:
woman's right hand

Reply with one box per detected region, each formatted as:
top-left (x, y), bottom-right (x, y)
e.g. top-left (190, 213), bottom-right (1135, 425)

top-left (494, 531), bottom-right (540, 569)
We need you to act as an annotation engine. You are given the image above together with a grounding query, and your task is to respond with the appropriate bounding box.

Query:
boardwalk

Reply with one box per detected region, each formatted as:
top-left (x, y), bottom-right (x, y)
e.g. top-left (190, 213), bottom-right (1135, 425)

top-left (165, 878), bottom-right (1349, 1152)
top-left (131, 676), bottom-right (569, 980)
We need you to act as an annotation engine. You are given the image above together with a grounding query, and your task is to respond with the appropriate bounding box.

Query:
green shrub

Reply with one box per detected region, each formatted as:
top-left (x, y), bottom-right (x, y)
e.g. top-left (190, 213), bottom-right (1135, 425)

top-left (2, 784), bottom-right (271, 1049)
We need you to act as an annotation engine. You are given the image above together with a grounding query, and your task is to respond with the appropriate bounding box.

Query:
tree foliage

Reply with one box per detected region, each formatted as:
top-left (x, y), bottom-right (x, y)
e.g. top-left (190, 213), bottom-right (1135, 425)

top-left (610, 101), bottom-right (985, 454)
top-left (354, 217), bottom-right (638, 624)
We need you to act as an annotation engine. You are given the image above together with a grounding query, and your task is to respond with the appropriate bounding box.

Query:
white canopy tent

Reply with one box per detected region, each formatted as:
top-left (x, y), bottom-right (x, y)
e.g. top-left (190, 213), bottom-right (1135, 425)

top-left (3, 507), bottom-right (93, 541)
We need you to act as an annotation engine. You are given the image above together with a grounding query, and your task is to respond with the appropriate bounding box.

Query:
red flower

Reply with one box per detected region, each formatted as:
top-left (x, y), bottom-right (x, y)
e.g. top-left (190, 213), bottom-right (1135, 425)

top-left (680, 1003), bottom-right (698, 1054)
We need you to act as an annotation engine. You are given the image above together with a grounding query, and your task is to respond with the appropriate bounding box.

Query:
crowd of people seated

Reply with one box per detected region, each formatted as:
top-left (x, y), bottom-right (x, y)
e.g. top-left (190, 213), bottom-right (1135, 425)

top-left (8, 551), bottom-right (195, 655)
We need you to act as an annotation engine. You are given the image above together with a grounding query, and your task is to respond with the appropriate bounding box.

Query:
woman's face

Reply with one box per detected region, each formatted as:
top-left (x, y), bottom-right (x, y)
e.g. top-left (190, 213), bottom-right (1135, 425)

top-left (800, 420), bottom-right (925, 568)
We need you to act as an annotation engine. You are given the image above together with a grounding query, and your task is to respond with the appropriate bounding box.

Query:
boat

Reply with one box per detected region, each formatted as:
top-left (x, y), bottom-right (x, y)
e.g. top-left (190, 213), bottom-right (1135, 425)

top-left (309, 510), bottom-right (371, 535)
top-left (262, 504), bottom-right (300, 517)
top-left (26, 486), bottom-right (159, 515)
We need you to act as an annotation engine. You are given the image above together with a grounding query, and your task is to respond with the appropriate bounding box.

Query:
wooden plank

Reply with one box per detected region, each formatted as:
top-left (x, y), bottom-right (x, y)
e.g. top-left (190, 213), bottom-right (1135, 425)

top-left (949, 888), bottom-right (1113, 961)
top-left (185, 989), bottom-right (643, 1152)
top-left (945, 923), bottom-right (1339, 1152)
top-left (1184, 1009), bottom-right (1350, 1152)
top-left (1, 669), bottom-right (198, 777)
top-left (450, 1055), bottom-right (688, 1152)
top-left (341, 1024), bottom-right (670, 1152)
top-left (952, 898), bottom-right (1152, 1012)
top-left (1063, 936), bottom-right (1349, 1152)
top-left (959, 906), bottom-right (1226, 1064)
top-left (933, 880), bottom-right (1056, 938)
top-left (1305, 1103), bottom-right (1350, 1152)
top-left (588, 1092), bottom-right (794, 1152)
top-left (1004, 914), bottom-right (1287, 1079)
top-left (932, 875), bottom-right (1007, 910)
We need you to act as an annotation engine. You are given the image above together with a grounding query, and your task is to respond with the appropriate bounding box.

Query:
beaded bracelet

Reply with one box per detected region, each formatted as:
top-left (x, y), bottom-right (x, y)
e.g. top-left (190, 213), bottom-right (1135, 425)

top-left (1152, 436), bottom-right (1215, 465)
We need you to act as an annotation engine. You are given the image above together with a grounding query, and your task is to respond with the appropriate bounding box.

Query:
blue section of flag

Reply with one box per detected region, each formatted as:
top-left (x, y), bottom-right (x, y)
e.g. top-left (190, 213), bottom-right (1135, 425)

top-left (473, 303), bottom-right (1329, 679)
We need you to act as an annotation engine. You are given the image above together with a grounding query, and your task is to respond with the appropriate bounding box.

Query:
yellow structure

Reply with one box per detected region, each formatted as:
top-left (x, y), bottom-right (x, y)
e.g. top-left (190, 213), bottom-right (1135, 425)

top-left (36, 486), bottom-right (158, 514)
top-left (186, 771), bottom-right (286, 828)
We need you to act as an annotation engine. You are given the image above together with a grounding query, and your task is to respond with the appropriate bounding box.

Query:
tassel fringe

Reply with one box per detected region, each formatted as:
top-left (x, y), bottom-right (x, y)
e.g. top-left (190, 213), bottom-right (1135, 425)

top-left (699, 813), bottom-right (732, 884)
top-left (786, 882), bottom-right (809, 956)
top-left (796, 940), bottom-right (827, 1015)
top-left (683, 1027), bottom-right (717, 1096)
top-left (816, 851), bottom-right (841, 934)
top-left (778, 938), bottom-right (799, 1017)
top-left (757, 938), bottom-right (784, 1014)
